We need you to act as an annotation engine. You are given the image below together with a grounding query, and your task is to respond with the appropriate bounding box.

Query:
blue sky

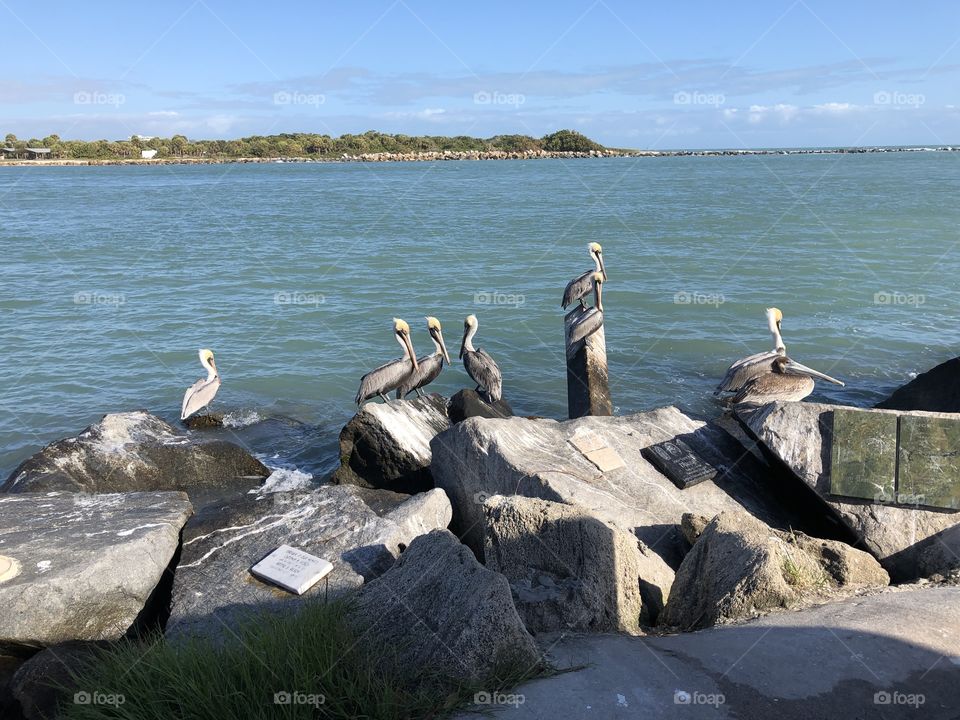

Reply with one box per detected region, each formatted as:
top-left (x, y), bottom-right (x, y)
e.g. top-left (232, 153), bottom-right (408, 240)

top-left (1, 0), bottom-right (958, 148)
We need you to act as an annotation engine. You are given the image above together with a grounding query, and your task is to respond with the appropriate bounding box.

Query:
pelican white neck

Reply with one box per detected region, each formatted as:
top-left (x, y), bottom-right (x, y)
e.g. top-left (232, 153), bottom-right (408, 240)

top-left (462, 323), bottom-right (477, 353)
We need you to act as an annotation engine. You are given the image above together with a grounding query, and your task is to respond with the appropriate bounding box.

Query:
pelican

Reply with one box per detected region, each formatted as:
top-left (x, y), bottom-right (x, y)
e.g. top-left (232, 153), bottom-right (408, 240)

top-left (181, 349), bottom-right (221, 421)
top-left (460, 314), bottom-right (502, 403)
top-left (561, 242), bottom-right (607, 311)
top-left (731, 354), bottom-right (844, 405)
top-left (396, 316), bottom-right (451, 399)
top-left (715, 307), bottom-right (786, 397)
top-left (355, 318), bottom-right (419, 405)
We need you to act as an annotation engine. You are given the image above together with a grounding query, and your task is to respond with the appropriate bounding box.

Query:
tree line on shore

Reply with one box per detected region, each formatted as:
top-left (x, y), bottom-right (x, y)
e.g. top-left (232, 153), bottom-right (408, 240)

top-left (1, 129), bottom-right (606, 160)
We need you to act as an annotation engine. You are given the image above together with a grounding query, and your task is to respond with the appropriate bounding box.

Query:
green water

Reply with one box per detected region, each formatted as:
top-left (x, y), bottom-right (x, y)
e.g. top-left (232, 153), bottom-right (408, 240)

top-left (2, 153), bottom-right (958, 478)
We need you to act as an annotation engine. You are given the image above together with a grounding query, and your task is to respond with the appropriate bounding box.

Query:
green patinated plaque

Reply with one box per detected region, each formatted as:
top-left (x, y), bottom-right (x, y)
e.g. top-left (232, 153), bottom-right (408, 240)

top-left (898, 415), bottom-right (960, 509)
top-left (830, 409), bottom-right (898, 502)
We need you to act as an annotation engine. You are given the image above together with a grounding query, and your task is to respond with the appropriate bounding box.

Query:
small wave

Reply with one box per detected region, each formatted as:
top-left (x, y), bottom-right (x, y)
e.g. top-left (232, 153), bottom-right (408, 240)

top-left (253, 467), bottom-right (315, 494)
top-left (222, 409), bottom-right (263, 428)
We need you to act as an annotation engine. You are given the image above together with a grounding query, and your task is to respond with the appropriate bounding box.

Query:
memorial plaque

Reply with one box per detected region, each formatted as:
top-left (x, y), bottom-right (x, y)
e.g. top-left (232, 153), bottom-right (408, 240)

top-left (641, 439), bottom-right (717, 489)
top-left (898, 415), bottom-right (960, 509)
top-left (568, 430), bottom-right (606, 455)
top-left (829, 408), bottom-right (897, 502)
top-left (569, 431), bottom-right (625, 472)
top-left (250, 544), bottom-right (333, 595)
top-left (0, 555), bottom-right (20, 583)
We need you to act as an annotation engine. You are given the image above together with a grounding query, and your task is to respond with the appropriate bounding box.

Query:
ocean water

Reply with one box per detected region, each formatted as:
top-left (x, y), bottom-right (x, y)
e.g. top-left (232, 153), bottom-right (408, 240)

top-left (2, 154), bottom-right (959, 480)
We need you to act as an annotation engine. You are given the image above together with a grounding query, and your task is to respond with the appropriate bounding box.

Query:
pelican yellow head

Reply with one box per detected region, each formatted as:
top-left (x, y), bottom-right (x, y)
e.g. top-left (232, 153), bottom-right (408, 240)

top-left (589, 242), bottom-right (607, 280)
top-left (425, 316), bottom-right (451, 364)
top-left (393, 318), bottom-right (418, 369)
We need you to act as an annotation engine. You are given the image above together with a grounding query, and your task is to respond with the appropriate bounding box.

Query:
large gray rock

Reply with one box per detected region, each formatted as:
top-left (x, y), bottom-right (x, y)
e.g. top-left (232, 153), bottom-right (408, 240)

top-left (483, 495), bottom-right (672, 633)
top-left (876, 356), bottom-right (960, 412)
top-left (448, 389), bottom-right (513, 424)
top-left (166, 486), bottom-right (451, 637)
top-left (350, 530), bottom-right (540, 686)
top-left (430, 407), bottom-right (813, 569)
top-left (331, 394), bottom-right (450, 493)
top-left (738, 401), bottom-right (960, 580)
top-left (0, 492), bottom-right (192, 649)
top-left (661, 511), bottom-right (889, 630)
top-left (2, 411), bottom-right (269, 494)
top-left (9, 641), bottom-right (110, 720)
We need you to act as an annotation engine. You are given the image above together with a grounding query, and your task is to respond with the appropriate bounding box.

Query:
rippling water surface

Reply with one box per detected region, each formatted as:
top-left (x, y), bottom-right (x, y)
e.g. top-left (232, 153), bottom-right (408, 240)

top-left (2, 154), bottom-right (959, 479)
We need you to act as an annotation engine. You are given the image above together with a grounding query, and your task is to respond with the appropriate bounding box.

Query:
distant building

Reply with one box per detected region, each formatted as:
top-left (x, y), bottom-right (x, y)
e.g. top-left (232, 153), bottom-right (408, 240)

top-left (25, 147), bottom-right (51, 159)
top-left (141, 149), bottom-right (158, 159)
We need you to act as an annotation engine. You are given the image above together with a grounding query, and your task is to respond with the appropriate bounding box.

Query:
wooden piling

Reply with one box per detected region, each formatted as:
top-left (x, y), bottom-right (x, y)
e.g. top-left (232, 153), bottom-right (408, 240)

top-left (564, 307), bottom-right (612, 419)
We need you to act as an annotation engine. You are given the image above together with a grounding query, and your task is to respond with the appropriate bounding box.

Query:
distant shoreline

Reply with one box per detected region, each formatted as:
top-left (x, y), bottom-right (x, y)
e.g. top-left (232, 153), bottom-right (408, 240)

top-left (1, 145), bottom-right (957, 167)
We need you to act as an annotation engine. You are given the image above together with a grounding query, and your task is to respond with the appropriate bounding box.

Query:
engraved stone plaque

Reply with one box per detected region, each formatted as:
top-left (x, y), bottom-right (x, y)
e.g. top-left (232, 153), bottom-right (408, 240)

top-left (250, 544), bottom-right (333, 595)
top-left (569, 431), bottom-right (625, 472)
top-left (898, 415), bottom-right (960, 509)
top-left (641, 439), bottom-right (717, 489)
top-left (829, 408), bottom-right (897, 502)
top-left (0, 555), bottom-right (20, 583)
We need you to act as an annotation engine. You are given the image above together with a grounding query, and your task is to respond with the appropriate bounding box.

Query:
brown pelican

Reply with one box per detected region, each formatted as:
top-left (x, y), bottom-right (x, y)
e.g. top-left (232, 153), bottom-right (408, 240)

top-left (460, 314), bottom-right (502, 403)
top-left (356, 318), bottom-right (419, 405)
top-left (561, 242), bottom-right (607, 310)
top-left (715, 307), bottom-right (786, 397)
top-left (731, 355), bottom-right (844, 404)
top-left (396, 316), bottom-right (451, 399)
top-left (181, 349), bottom-right (221, 421)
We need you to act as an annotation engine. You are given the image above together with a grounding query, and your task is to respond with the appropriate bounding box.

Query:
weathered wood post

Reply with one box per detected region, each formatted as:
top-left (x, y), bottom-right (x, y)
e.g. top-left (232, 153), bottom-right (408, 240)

top-left (565, 307), bottom-right (612, 419)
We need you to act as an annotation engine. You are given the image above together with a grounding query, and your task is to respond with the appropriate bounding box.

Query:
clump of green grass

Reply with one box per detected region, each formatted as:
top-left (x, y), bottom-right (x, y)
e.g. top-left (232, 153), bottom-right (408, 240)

top-left (58, 599), bottom-right (543, 720)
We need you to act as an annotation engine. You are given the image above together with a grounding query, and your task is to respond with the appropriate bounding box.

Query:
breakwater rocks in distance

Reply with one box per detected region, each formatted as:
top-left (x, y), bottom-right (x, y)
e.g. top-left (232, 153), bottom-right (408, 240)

top-left (2, 145), bottom-right (959, 167)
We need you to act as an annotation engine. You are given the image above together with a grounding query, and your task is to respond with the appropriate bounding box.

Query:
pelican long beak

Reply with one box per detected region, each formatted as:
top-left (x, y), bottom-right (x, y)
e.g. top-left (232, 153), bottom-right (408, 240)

top-left (784, 359), bottom-right (844, 386)
top-left (437, 330), bottom-right (451, 365)
top-left (597, 253), bottom-right (607, 281)
top-left (594, 279), bottom-right (604, 313)
top-left (402, 332), bottom-right (419, 371)
top-left (459, 329), bottom-right (466, 360)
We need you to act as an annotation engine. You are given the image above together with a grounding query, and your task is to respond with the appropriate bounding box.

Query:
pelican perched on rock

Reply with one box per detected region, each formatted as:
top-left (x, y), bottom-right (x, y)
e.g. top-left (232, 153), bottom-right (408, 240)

top-left (181, 349), bottom-right (221, 421)
top-left (460, 314), bottom-right (502, 403)
top-left (561, 242), bottom-right (607, 311)
top-left (356, 318), bottom-right (419, 405)
top-left (731, 354), bottom-right (844, 405)
top-left (715, 307), bottom-right (786, 398)
top-left (396, 317), bottom-right (451, 399)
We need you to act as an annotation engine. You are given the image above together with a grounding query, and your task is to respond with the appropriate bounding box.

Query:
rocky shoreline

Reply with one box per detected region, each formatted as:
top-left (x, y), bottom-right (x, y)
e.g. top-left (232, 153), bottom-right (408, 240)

top-left (2, 366), bottom-right (960, 718)
top-left (0, 144), bottom-right (957, 167)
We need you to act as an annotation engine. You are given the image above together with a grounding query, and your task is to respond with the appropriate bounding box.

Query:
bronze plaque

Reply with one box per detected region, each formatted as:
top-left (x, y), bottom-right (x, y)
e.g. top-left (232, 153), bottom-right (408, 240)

top-left (830, 409), bottom-right (897, 502)
top-left (898, 415), bottom-right (960, 509)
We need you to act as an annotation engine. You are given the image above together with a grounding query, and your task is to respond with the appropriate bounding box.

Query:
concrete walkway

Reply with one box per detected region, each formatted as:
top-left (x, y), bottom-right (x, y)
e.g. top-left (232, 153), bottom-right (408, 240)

top-left (458, 587), bottom-right (960, 720)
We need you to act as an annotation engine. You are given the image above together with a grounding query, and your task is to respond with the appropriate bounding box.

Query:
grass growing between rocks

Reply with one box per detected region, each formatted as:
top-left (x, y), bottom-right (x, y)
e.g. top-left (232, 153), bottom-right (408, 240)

top-left (58, 599), bottom-right (543, 720)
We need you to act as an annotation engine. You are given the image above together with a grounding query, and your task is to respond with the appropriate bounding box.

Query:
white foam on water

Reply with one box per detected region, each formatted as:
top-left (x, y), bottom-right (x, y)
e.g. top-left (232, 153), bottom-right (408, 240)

top-left (253, 467), bottom-right (315, 494)
top-left (222, 409), bottom-right (263, 428)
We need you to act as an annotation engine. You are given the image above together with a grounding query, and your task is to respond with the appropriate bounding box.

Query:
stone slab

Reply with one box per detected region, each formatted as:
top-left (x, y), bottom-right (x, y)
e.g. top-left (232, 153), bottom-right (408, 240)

top-left (829, 408), bottom-right (898, 502)
top-left (641, 439), bottom-right (717, 490)
top-left (898, 415), bottom-right (960, 509)
top-left (250, 544), bottom-right (334, 595)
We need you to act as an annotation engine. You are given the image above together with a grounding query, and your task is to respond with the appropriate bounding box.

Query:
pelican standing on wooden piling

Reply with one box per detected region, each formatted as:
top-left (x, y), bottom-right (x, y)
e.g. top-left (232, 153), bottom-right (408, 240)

top-left (561, 242), bottom-right (607, 310)
top-left (396, 316), bottom-right (451, 399)
top-left (355, 318), bottom-right (419, 405)
top-left (715, 307), bottom-right (786, 397)
top-left (460, 314), bottom-right (502, 403)
top-left (181, 349), bottom-right (221, 420)
top-left (731, 354), bottom-right (844, 404)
